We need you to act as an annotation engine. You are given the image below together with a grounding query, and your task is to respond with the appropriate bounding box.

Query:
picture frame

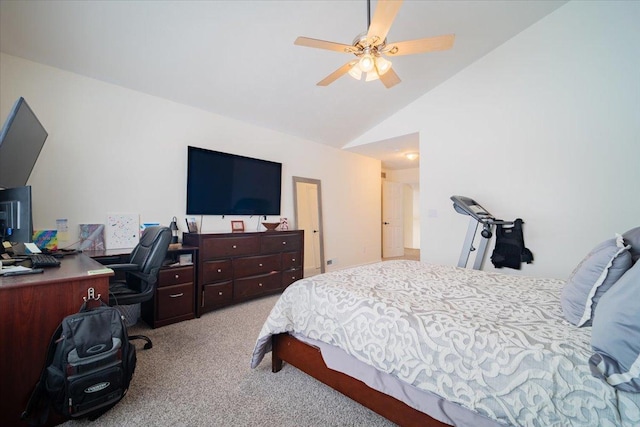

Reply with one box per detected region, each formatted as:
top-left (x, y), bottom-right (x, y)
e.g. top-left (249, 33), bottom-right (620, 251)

top-left (231, 220), bottom-right (244, 232)
top-left (186, 217), bottom-right (198, 233)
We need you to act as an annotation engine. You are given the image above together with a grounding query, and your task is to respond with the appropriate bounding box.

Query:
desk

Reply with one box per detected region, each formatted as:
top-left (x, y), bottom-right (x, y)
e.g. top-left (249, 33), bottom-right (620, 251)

top-left (0, 254), bottom-right (112, 427)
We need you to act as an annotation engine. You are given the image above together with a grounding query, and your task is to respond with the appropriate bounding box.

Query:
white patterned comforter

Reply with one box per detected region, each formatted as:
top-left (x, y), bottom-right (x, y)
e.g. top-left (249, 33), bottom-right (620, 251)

top-left (251, 260), bottom-right (640, 426)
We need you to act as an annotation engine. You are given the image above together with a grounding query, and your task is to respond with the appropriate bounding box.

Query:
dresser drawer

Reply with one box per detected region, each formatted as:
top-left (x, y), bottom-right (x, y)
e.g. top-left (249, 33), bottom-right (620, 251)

top-left (156, 283), bottom-right (194, 321)
top-left (202, 259), bottom-right (233, 283)
top-left (233, 254), bottom-right (281, 278)
top-left (159, 266), bottom-right (194, 287)
top-left (202, 235), bottom-right (260, 258)
top-left (282, 268), bottom-right (303, 287)
top-left (203, 281), bottom-right (233, 308)
top-left (261, 233), bottom-right (302, 253)
top-left (282, 251), bottom-right (302, 270)
top-left (234, 272), bottom-right (282, 299)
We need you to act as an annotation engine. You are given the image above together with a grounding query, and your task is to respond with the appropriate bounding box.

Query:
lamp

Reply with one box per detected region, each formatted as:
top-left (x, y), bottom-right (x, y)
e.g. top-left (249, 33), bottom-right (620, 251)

top-left (348, 65), bottom-right (363, 80)
top-left (405, 153), bottom-right (419, 161)
top-left (169, 216), bottom-right (179, 244)
top-left (375, 56), bottom-right (392, 75)
top-left (359, 53), bottom-right (375, 72)
top-left (348, 53), bottom-right (392, 82)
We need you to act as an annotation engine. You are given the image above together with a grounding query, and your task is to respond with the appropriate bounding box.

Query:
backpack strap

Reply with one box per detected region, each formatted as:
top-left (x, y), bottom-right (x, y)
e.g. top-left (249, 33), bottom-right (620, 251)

top-left (21, 322), bottom-right (64, 426)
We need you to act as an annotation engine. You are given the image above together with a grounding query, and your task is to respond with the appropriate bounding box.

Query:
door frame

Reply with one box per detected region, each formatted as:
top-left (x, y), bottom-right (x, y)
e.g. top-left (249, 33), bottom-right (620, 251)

top-left (292, 176), bottom-right (326, 275)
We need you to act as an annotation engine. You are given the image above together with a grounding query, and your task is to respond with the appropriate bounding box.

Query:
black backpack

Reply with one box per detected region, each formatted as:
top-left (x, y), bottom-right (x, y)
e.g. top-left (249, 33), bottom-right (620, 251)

top-left (22, 300), bottom-right (137, 425)
top-left (490, 218), bottom-right (534, 269)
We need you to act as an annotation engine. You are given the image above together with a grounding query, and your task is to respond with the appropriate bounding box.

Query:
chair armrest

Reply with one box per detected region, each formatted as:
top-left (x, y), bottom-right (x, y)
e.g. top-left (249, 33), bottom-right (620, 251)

top-left (106, 263), bottom-right (140, 272)
top-left (127, 269), bottom-right (159, 285)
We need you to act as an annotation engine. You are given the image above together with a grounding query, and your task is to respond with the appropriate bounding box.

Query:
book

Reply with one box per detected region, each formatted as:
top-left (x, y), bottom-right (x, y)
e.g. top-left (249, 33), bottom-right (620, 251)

top-left (87, 267), bottom-right (114, 276)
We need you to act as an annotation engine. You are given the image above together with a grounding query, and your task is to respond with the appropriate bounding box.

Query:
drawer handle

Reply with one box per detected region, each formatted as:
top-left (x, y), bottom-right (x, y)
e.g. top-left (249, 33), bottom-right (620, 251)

top-left (259, 263), bottom-right (263, 267)
top-left (218, 291), bottom-right (224, 296)
top-left (282, 241), bottom-right (286, 245)
top-left (169, 293), bottom-right (184, 298)
top-left (217, 268), bottom-right (222, 273)
top-left (174, 274), bottom-right (180, 279)
top-left (233, 245), bottom-right (237, 249)
top-left (292, 258), bottom-right (296, 262)
top-left (259, 283), bottom-right (263, 287)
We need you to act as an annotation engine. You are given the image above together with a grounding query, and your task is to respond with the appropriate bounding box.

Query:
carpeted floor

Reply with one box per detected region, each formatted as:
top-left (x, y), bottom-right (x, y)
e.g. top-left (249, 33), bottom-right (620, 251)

top-left (62, 294), bottom-right (396, 427)
top-left (383, 248), bottom-right (420, 261)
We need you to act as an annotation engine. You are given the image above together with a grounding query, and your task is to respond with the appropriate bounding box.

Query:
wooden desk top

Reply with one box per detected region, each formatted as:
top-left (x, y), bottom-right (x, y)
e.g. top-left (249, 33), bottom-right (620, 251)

top-left (0, 253), bottom-right (111, 290)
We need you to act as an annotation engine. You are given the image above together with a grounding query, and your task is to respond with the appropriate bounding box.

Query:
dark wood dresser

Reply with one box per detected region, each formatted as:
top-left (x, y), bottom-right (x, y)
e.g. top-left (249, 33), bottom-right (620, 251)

top-left (183, 230), bottom-right (304, 315)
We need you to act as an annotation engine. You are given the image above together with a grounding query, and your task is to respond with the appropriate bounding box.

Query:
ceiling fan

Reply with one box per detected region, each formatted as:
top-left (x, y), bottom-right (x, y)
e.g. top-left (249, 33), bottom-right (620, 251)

top-left (294, 0), bottom-right (455, 89)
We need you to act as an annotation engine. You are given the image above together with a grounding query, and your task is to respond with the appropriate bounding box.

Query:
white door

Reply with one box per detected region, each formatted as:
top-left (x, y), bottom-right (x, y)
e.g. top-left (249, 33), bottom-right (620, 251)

top-left (382, 180), bottom-right (404, 258)
top-left (294, 177), bottom-right (325, 277)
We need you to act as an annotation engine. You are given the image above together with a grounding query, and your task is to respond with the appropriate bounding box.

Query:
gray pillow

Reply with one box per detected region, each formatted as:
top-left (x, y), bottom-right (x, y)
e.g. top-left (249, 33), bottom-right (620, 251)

top-left (590, 261), bottom-right (640, 392)
top-left (623, 226), bottom-right (640, 264)
top-left (560, 235), bottom-right (631, 326)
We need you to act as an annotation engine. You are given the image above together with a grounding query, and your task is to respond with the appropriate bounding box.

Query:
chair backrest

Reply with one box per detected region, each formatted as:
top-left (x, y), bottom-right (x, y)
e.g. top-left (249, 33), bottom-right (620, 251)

top-left (129, 226), bottom-right (171, 280)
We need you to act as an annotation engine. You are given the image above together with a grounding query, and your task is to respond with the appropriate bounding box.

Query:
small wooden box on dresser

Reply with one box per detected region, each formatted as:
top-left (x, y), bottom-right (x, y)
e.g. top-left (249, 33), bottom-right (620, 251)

top-left (183, 230), bottom-right (304, 316)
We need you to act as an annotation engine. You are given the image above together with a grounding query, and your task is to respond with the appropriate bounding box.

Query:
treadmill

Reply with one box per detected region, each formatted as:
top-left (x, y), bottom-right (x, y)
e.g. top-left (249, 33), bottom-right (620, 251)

top-left (450, 195), bottom-right (513, 270)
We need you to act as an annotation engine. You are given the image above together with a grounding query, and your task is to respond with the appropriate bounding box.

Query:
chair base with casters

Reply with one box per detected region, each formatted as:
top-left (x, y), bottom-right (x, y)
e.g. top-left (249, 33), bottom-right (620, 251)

top-left (103, 226), bottom-right (171, 350)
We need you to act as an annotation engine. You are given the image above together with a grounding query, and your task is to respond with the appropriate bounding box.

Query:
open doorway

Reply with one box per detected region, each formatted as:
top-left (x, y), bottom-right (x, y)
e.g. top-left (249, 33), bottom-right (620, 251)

top-left (342, 132), bottom-right (421, 261)
top-left (293, 177), bottom-right (325, 277)
top-left (382, 172), bottom-right (420, 261)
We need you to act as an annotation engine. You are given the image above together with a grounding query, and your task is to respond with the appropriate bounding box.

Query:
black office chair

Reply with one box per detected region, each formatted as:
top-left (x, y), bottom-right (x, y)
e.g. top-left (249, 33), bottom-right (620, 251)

top-left (106, 225), bottom-right (171, 349)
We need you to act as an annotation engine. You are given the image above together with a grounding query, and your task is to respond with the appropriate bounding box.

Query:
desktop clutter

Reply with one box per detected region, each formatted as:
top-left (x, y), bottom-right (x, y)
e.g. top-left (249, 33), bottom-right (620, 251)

top-left (0, 241), bottom-right (79, 276)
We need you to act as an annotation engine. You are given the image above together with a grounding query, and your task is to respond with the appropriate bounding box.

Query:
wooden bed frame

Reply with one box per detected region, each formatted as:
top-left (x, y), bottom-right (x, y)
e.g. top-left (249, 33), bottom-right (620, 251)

top-left (271, 333), bottom-right (450, 427)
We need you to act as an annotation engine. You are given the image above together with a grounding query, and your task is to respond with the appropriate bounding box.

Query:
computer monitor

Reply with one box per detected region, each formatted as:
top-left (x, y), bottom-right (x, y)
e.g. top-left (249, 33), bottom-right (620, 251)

top-left (0, 97), bottom-right (48, 189)
top-left (0, 186), bottom-right (33, 245)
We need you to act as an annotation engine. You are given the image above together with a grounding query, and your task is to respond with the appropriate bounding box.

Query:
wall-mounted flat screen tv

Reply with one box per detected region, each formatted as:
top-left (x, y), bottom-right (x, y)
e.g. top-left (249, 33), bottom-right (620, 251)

top-left (186, 146), bottom-right (282, 216)
top-left (0, 97), bottom-right (48, 189)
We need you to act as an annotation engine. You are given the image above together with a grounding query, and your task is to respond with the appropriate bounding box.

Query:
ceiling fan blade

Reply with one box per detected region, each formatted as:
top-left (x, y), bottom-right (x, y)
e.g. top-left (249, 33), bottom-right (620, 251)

top-left (385, 34), bottom-right (455, 56)
top-left (367, 0), bottom-right (403, 46)
top-left (317, 61), bottom-right (358, 86)
top-left (295, 36), bottom-right (357, 54)
top-left (379, 67), bottom-right (401, 89)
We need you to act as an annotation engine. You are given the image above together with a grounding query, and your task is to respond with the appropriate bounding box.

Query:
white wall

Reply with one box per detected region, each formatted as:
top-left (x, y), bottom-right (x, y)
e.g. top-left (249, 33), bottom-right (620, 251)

top-left (0, 53), bottom-right (382, 270)
top-left (350, 1), bottom-right (640, 278)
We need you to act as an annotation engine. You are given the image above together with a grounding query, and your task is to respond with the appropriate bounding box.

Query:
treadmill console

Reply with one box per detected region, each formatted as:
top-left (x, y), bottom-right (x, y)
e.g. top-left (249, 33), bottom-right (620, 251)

top-left (450, 195), bottom-right (493, 221)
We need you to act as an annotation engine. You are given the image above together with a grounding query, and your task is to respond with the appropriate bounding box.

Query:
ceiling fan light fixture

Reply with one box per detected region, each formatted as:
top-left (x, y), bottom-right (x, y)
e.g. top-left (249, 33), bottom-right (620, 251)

top-left (364, 71), bottom-right (380, 82)
top-left (359, 53), bottom-right (375, 72)
top-left (349, 67), bottom-right (380, 82)
top-left (375, 55), bottom-right (392, 75)
top-left (348, 66), bottom-right (363, 80)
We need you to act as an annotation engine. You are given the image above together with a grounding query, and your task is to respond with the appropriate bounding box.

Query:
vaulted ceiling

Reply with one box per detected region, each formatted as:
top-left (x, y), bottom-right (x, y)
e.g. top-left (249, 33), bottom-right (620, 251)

top-left (0, 0), bottom-right (567, 168)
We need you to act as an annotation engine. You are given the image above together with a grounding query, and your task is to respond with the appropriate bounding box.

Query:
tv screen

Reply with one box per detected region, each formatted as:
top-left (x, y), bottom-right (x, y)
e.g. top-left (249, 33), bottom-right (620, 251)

top-left (186, 146), bottom-right (282, 216)
top-left (0, 97), bottom-right (48, 189)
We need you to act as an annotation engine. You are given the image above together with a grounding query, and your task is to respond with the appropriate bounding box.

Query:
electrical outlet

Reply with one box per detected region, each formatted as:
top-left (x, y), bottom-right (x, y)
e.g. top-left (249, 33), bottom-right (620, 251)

top-left (327, 259), bottom-right (333, 265)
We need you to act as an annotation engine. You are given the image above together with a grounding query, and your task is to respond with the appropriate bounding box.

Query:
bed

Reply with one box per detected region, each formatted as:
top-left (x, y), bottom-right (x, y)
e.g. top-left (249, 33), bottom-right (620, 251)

top-left (251, 233), bottom-right (640, 427)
